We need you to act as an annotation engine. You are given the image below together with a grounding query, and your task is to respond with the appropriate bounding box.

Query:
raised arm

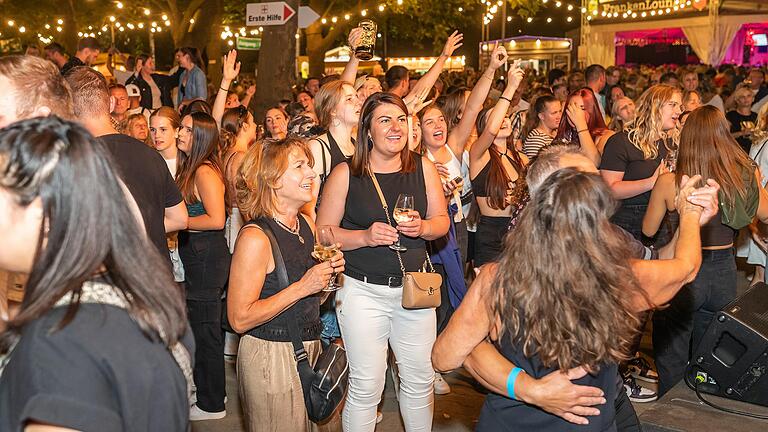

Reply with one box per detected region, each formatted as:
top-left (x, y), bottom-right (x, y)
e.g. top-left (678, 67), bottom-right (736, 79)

top-left (448, 44), bottom-right (507, 156)
top-left (565, 101), bottom-right (601, 165)
top-left (632, 175), bottom-right (704, 311)
top-left (407, 31), bottom-right (463, 99)
top-left (241, 84), bottom-right (256, 109)
top-left (340, 28), bottom-right (363, 85)
top-left (213, 50), bottom-right (241, 127)
top-left (469, 61), bottom-right (524, 163)
top-left (642, 172), bottom-right (675, 237)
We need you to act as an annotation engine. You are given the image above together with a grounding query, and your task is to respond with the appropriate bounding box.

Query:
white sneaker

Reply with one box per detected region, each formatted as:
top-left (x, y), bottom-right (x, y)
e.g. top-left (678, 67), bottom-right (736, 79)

top-left (434, 372), bottom-right (451, 395)
top-left (189, 404), bottom-right (226, 421)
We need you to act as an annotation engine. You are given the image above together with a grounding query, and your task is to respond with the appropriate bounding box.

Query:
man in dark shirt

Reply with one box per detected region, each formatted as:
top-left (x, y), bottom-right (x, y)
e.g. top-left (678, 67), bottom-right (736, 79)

top-left (64, 67), bottom-right (187, 261)
top-left (61, 37), bottom-right (101, 76)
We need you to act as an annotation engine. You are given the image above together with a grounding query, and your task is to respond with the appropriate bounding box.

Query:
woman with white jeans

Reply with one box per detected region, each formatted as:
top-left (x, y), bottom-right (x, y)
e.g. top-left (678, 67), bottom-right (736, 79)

top-left (317, 92), bottom-right (449, 431)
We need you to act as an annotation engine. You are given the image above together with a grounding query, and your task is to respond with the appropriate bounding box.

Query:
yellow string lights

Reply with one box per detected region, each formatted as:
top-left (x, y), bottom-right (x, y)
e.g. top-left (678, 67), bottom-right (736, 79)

top-left (2, 0), bottom-right (705, 47)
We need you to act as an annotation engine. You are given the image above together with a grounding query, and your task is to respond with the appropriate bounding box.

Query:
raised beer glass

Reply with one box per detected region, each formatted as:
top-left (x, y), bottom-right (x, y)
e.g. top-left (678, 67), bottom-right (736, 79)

top-left (355, 20), bottom-right (377, 61)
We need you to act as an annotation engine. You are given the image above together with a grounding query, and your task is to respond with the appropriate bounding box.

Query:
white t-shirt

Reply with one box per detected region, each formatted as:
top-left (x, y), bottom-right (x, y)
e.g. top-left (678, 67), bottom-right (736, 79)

top-left (705, 94), bottom-right (725, 112)
top-left (164, 158), bottom-right (177, 178)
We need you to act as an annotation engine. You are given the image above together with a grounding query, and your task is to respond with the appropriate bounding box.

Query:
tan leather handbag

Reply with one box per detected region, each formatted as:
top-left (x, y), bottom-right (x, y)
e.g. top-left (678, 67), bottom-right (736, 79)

top-left (369, 167), bottom-right (442, 309)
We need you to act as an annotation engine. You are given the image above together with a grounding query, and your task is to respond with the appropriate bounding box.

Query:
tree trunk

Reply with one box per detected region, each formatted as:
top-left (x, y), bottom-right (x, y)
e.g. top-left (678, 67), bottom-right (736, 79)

top-left (62, 0), bottom-right (78, 54)
top-left (253, 0), bottom-right (300, 120)
top-left (305, 22), bottom-right (328, 78)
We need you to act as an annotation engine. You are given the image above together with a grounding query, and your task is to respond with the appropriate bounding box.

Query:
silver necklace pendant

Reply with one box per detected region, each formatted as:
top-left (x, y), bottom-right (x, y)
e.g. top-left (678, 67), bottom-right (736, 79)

top-left (274, 217), bottom-right (304, 244)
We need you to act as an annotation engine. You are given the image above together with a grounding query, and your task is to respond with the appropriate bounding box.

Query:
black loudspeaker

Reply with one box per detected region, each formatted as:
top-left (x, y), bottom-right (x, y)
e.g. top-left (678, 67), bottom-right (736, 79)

top-left (686, 283), bottom-right (768, 407)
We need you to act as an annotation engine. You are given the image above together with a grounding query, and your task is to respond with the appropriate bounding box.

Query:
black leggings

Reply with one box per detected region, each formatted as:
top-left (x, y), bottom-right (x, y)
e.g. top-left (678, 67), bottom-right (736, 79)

top-left (179, 230), bottom-right (231, 412)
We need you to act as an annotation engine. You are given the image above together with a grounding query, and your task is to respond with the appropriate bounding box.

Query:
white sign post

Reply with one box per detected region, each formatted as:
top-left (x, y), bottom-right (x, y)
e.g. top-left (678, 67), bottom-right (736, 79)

top-left (246, 2), bottom-right (296, 26)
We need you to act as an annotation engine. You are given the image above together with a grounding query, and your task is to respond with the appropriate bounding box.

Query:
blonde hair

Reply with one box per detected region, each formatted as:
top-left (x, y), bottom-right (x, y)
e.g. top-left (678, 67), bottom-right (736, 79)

top-left (626, 84), bottom-right (681, 159)
top-left (314, 80), bottom-right (354, 129)
top-left (236, 137), bottom-right (315, 220)
top-left (732, 85), bottom-right (754, 103)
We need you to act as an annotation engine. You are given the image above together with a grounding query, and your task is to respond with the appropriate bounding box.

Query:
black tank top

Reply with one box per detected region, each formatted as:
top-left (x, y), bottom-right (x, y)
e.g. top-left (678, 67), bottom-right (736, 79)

top-left (700, 207), bottom-right (736, 247)
top-left (319, 133), bottom-right (352, 181)
top-left (477, 321), bottom-right (619, 432)
top-left (471, 149), bottom-right (523, 198)
top-left (342, 153), bottom-right (429, 278)
top-left (245, 217), bottom-right (323, 342)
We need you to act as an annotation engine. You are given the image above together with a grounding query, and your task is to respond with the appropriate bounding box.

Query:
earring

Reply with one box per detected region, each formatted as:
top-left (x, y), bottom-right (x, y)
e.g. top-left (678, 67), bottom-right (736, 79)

top-left (332, 117), bottom-right (341, 127)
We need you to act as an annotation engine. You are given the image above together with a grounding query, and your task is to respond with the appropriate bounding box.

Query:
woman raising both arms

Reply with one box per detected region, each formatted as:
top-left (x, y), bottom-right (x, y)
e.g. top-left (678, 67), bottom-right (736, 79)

top-left (468, 59), bottom-right (527, 267)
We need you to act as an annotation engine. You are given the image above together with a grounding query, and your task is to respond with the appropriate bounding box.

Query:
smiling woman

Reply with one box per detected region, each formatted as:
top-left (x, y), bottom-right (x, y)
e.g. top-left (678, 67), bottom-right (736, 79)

top-left (229, 137), bottom-right (344, 432)
top-left (316, 92), bottom-right (448, 431)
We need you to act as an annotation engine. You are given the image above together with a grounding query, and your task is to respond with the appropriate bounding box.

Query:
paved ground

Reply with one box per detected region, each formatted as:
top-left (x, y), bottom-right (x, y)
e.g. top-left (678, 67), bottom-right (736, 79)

top-left (193, 258), bottom-right (754, 432)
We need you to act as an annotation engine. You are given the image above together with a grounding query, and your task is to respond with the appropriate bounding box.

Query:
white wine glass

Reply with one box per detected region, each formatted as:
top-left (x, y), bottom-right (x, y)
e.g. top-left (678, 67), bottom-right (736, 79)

top-left (315, 226), bottom-right (341, 291)
top-left (391, 194), bottom-right (414, 252)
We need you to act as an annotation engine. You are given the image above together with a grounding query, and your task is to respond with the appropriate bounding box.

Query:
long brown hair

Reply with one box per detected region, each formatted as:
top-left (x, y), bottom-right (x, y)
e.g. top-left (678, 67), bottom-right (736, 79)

top-left (675, 106), bottom-right (755, 207)
top-left (351, 92), bottom-right (415, 177)
top-left (176, 112), bottom-right (225, 205)
top-left (494, 169), bottom-right (643, 371)
top-left (476, 108), bottom-right (527, 210)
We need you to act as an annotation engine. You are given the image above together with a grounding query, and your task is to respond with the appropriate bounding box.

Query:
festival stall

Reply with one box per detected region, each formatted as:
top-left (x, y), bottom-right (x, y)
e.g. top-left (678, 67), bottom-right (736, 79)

top-left (583, 0), bottom-right (768, 65)
top-left (479, 36), bottom-right (573, 74)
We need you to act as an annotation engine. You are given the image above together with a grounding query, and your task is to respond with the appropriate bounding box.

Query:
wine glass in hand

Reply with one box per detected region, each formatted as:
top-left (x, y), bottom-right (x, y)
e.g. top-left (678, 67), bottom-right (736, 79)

top-left (315, 226), bottom-right (341, 291)
top-left (391, 194), bottom-right (414, 252)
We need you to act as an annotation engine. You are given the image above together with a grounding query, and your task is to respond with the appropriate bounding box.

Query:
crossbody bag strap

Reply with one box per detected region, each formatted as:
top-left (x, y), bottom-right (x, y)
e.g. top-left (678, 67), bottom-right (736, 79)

top-left (367, 167), bottom-right (434, 274)
top-left (251, 219), bottom-right (315, 391)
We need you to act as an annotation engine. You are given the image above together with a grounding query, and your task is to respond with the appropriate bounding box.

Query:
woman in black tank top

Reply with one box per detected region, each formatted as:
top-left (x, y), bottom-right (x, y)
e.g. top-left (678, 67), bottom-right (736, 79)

top-left (316, 93), bottom-right (449, 431)
top-left (228, 137), bottom-right (345, 431)
top-left (306, 80), bottom-right (362, 215)
top-left (468, 62), bottom-right (528, 267)
top-left (644, 106), bottom-right (768, 396)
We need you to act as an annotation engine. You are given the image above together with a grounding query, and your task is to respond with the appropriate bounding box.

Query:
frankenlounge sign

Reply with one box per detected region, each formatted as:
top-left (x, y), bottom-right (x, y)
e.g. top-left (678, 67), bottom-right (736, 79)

top-left (595, 0), bottom-right (707, 14)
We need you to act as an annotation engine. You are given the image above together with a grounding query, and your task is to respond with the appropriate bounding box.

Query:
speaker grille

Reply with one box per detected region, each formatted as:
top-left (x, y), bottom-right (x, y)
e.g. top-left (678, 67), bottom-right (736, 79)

top-left (728, 284), bottom-right (768, 338)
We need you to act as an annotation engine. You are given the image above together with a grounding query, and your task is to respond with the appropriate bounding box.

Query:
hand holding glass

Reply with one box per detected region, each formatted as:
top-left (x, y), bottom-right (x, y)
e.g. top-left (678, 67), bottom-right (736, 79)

top-left (315, 226), bottom-right (341, 291)
top-left (391, 194), bottom-right (414, 252)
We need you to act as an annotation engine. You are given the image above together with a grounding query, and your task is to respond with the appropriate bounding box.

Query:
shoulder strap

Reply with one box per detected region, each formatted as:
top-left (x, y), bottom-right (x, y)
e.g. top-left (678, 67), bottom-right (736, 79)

top-left (316, 137), bottom-right (332, 180)
top-left (250, 218), bottom-right (315, 391)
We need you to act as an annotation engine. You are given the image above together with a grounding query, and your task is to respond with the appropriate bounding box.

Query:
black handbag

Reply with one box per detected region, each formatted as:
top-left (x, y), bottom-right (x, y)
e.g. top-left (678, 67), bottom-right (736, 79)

top-left (255, 219), bottom-right (349, 423)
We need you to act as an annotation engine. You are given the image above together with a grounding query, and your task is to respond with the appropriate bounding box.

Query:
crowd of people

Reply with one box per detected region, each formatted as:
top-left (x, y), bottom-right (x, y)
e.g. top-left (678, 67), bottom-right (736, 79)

top-left (0, 27), bottom-right (767, 432)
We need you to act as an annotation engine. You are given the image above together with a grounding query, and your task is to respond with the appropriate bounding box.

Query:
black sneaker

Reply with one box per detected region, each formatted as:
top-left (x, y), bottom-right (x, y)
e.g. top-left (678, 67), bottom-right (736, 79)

top-left (627, 355), bottom-right (659, 383)
top-left (624, 374), bottom-right (658, 403)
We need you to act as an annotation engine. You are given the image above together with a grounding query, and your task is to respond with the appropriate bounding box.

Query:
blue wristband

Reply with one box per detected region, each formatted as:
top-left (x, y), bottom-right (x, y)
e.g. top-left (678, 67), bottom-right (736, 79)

top-left (506, 367), bottom-right (524, 400)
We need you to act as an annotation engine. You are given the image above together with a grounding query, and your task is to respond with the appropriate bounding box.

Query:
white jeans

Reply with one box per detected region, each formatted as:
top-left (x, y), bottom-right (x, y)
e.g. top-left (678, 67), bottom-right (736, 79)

top-left (336, 275), bottom-right (436, 432)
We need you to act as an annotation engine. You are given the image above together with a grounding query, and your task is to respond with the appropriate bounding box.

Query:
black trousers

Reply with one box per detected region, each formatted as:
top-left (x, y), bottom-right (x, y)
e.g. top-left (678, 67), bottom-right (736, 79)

top-left (653, 248), bottom-right (737, 397)
top-left (614, 383), bottom-right (641, 432)
top-left (179, 230), bottom-right (231, 413)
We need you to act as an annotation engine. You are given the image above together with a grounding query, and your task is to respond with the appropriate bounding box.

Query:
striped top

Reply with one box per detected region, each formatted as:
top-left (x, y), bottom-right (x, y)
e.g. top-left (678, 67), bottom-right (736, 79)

top-left (522, 129), bottom-right (554, 159)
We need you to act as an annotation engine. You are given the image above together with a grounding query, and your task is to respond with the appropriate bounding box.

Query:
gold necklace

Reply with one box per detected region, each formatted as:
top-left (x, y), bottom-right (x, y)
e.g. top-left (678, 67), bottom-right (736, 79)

top-left (273, 217), bottom-right (305, 244)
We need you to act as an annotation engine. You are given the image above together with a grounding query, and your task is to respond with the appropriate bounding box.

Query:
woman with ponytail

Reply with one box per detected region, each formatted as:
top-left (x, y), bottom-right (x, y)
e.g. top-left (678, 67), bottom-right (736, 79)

top-left (468, 62), bottom-right (527, 267)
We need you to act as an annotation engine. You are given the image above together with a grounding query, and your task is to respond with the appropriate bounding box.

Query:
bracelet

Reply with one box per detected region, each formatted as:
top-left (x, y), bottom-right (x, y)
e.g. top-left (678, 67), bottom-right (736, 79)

top-left (506, 367), bottom-right (524, 400)
top-left (577, 128), bottom-right (589, 133)
top-left (219, 86), bottom-right (229, 92)
top-left (499, 96), bottom-right (512, 103)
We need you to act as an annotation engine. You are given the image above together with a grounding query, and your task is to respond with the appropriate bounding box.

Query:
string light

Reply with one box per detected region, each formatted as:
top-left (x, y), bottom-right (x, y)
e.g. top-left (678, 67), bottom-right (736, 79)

top-left (117, 2), bottom-right (123, 9)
